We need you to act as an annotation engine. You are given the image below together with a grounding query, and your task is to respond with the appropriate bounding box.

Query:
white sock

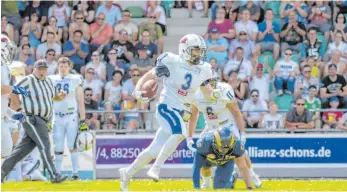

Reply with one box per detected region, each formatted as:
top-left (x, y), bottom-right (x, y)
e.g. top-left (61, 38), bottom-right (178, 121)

top-left (202, 176), bottom-right (211, 184)
top-left (70, 152), bottom-right (79, 174)
top-left (249, 166), bottom-right (256, 176)
top-left (54, 154), bottom-right (63, 173)
top-left (31, 170), bottom-right (47, 181)
top-left (152, 135), bottom-right (184, 168)
top-left (126, 150), bottom-right (153, 177)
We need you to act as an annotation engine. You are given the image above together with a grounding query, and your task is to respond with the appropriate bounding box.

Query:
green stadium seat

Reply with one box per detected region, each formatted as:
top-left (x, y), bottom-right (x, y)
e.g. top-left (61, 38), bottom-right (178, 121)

top-left (317, 34), bottom-right (327, 53)
top-left (258, 52), bottom-right (275, 74)
top-left (274, 94), bottom-right (294, 110)
top-left (126, 6), bottom-right (145, 18)
top-left (265, 1), bottom-right (281, 18)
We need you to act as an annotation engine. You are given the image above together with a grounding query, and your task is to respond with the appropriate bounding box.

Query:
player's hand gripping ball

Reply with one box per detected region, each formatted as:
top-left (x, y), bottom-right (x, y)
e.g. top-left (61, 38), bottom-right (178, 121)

top-left (140, 79), bottom-right (158, 101)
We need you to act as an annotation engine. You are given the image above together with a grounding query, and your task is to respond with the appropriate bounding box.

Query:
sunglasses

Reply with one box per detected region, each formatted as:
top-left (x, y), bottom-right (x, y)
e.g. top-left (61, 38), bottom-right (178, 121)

top-left (239, 33), bottom-right (247, 36)
top-left (86, 94), bottom-right (92, 97)
top-left (285, 53), bottom-right (292, 56)
top-left (251, 95), bottom-right (259, 97)
top-left (132, 74), bottom-right (140, 77)
top-left (97, 18), bottom-right (105, 20)
top-left (149, 16), bottom-right (156, 19)
top-left (296, 103), bottom-right (305, 106)
top-left (257, 68), bottom-right (263, 71)
top-left (303, 70), bottom-right (311, 73)
top-left (48, 53), bottom-right (55, 56)
top-left (76, 17), bottom-right (84, 20)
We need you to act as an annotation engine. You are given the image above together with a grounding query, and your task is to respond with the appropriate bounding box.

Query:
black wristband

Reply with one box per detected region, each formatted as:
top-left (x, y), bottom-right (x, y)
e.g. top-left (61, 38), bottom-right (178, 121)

top-left (80, 120), bottom-right (86, 124)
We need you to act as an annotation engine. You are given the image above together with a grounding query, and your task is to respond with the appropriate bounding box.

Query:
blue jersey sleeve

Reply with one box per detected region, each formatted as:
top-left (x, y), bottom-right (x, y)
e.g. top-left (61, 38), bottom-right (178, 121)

top-left (196, 135), bottom-right (213, 156)
top-left (231, 140), bottom-right (245, 157)
top-left (192, 152), bottom-right (205, 189)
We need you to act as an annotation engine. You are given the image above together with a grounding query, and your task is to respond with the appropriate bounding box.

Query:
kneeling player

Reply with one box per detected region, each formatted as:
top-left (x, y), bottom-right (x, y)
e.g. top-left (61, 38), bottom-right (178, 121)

top-left (192, 127), bottom-right (252, 189)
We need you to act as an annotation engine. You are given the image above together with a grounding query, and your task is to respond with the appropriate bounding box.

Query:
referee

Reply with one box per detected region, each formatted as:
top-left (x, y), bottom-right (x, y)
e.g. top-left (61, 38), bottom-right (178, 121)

top-left (1, 60), bottom-right (68, 183)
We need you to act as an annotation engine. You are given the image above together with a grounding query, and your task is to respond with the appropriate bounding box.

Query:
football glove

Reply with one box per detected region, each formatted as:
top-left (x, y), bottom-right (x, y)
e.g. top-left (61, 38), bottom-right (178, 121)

top-left (132, 88), bottom-right (149, 102)
top-left (79, 120), bottom-right (88, 132)
top-left (240, 131), bottom-right (246, 145)
top-left (12, 112), bottom-right (25, 123)
top-left (47, 121), bottom-right (52, 132)
top-left (12, 86), bottom-right (29, 97)
top-left (186, 137), bottom-right (196, 152)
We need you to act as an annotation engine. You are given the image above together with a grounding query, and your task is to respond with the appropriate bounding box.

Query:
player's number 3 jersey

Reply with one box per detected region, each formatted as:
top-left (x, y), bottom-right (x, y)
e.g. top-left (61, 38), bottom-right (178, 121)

top-left (155, 52), bottom-right (213, 111)
top-left (49, 74), bottom-right (82, 113)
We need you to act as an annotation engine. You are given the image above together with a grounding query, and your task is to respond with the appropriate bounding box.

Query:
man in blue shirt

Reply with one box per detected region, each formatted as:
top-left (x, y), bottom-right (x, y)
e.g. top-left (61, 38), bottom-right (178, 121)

top-left (206, 27), bottom-right (229, 68)
top-left (96, 0), bottom-right (122, 27)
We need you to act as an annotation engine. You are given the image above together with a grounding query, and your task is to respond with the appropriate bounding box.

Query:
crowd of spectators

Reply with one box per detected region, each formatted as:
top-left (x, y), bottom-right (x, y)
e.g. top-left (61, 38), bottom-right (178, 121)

top-left (2, 0), bottom-right (347, 131)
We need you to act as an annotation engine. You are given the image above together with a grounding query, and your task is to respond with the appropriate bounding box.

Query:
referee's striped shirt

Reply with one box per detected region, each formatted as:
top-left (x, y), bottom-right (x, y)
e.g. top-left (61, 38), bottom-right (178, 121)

top-left (16, 74), bottom-right (55, 121)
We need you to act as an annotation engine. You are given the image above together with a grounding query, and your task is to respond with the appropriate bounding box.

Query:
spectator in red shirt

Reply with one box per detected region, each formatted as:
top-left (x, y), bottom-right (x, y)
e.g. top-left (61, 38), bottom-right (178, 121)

top-left (322, 96), bottom-right (343, 129)
top-left (204, 7), bottom-right (235, 41)
top-left (89, 12), bottom-right (113, 58)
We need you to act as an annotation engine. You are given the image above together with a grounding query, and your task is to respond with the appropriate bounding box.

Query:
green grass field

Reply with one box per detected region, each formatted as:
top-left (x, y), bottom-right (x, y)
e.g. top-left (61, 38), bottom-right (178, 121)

top-left (2, 179), bottom-right (347, 191)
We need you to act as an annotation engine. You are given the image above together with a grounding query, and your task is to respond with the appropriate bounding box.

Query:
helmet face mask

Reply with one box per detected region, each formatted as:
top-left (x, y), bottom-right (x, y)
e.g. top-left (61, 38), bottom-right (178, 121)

top-left (212, 128), bottom-right (236, 155)
top-left (1, 35), bottom-right (16, 66)
top-left (179, 34), bottom-right (207, 65)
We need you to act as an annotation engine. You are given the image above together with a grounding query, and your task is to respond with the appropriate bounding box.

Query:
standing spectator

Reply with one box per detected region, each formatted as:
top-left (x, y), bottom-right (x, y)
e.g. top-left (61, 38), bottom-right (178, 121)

top-left (68, 11), bottom-right (90, 44)
top-left (48, 0), bottom-right (71, 42)
top-left (280, 11), bottom-right (306, 56)
top-left (234, 9), bottom-right (258, 41)
top-left (71, 1), bottom-right (95, 24)
top-left (304, 85), bottom-right (322, 129)
top-left (320, 64), bottom-right (347, 108)
top-left (285, 98), bottom-right (314, 130)
top-left (147, 0), bottom-right (166, 34)
top-left (294, 65), bottom-right (320, 99)
top-left (63, 30), bottom-right (89, 74)
top-left (322, 97), bottom-right (343, 129)
top-left (330, 13), bottom-right (347, 42)
top-left (89, 13), bottom-right (113, 57)
top-left (259, 102), bottom-right (284, 129)
top-left (238, 1), bottom-right (261, 22)
top-left (228, 70), bottom-right (246, 107)
top-left (205, 28), bottom-right (229, 67)
top-left (21, 10), bottom-right (42, 56)
top-left (301, 27), bottom-right (324, 62)
top-left (96, 0), bottom-right (122, 27)
top-left (211, 0), bottom-right (239, 22)
top-left (45, 49), bottom-right (58, 75)
top-left (36, 32), bottom-right (61, 60)
top-left (41, 16), bottom-right (63, 44)
top-left (229, 30), bottom-right (256, 60)
top-left (205, 7), bottom-right (235, 41)
top-left (282, 1), bottom-right (309, 25)
top-left (308, 1), bottom-right (331, 43)
top-left (114, 10), bottom-right (139, 43)
top-left (111, 30), bottom-right (135, 64)
top-left (1, 15), bottom-right (15, 42)
top-left (325, 32), bottom-right (347, 61)
top-left (1, 1), bottom-right (22, 44)
top-left (242, 89), bottom-right (268, 128)
top-left (135, 30), bottom-right (158, 60)
top-left (224, 47), bottom-right (253, 82)
top-left (256, 8), bottom-right (280, 61)
top-left (86, 51), bottom-right (107, 81)
top-left (101, 103), bottom-right (118, 130)
top-left (14, 44), bottom-right (35, 75)
top-left (106, 49), bottom-right (126, 81)
top-left (138, 14), bottom-right (164, 54)
top-left (249, 62), bottom-right (273, 102)
top-left (273, 48), bottom-right (300, 95)
top-left (84, 88), bottom-right (101, 130)
top-left (23, 0), bottom-right (48, 25)
top-left (338, 112), bottom-right (347, 130)
top-left (83, 68), bottom-right (104, 104)
top-left (130, 45), bottom-right (155, 75)
top-left (324, 50), bottom-right (347, 77)
top-left (104, 70), bottom-right (123, 109)
top-left (187, 0), bottom-right (208, 18)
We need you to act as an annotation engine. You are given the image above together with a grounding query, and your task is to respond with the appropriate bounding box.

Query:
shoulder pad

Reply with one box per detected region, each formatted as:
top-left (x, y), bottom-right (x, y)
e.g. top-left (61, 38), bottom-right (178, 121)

top-left (156, 52), bottom-right (175, 67)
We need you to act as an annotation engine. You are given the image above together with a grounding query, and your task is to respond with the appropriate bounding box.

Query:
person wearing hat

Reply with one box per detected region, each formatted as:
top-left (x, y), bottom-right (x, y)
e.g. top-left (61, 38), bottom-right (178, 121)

top-left (110, 29), bottom-right (135, 64)
top-left (130, 44), bottom-right (155, 75)
top-left (2, 60), bottom-right (68, 183)
top-left (206, 27), bottom-right (229, 67)
top-left (249, 62), bottom-right (273, 103)
top-left (229, 29), bottom-right (256, 60)
top-left (304, 85), bottom-right (322, 129)
top-left (294, 64), bottom-right (320, 99)
top-left (320, 63), bottom-right (347, 108)
top-left (285, 97), bottom-right (314, 130)
top-left (322, 96), bottom-right (343, 129)
top-left (242, 89), bottom-right (268, 128)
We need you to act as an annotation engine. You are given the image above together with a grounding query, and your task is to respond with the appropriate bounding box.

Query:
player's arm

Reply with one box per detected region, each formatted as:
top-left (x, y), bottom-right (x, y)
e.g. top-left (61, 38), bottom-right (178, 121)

top-left (187, 104), bottom-right (199, 138)
top-left (192, 152), bottom-right (205, 189)
top-left (1, 84), bottom-right (13, 95)
top-left (227, 100), bottom-right (245, 132)
top-left (76, 85), bottom-right (86, 122)
top-left (233, 140), bottom-right (253, 189)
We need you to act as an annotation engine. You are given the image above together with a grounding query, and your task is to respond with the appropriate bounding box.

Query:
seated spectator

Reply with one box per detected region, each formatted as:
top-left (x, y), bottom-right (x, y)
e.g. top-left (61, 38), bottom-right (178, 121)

top-left (36, 32), bottom-right (61, 60)
top-left (45, 49), bottom-right (58, 75)
top-left (21, 10), bottom-right (42, 56)
top-left (259, 102), bottom-right (284, 129)
top-left (204, 7), bottom-right (235, 41)
top-left (308, 1), bottom-right (331, 43)
top-left (273, 48), bottom-right (300, 95)
top-left (1, 15), bottom-right (15, 42)
top-left (285, 98), bottom-right (314, 130)
top-left (84, 88), bottom-right (101, 130)
top-left (63, 30), bottom-right (89, 74)
top-left (135, 30), bottom-right (158, 60)
top-left (322, 96), bottom-right (343, 129)
top-left (89, 13), bottom-right (113, 57)
top-left (83, 68), bottom-right (104, 104)
top-left (330, 13), bottom-right (347, 42)
top-left (114, 9), bottom-right (138, 43)
top-left (130, 45), bottom-right (155, 75)
top-left (41, 16), bottom-right (63, 44)
top-left (223, 47), bottom-right (253, 82)
top-left (104, 70), bottom-right (123, 109)
top-left (228, 70), bottom-right (246, 107)
top-left (294, 65), bottom-right (320, 99)
top-left (14, 44), bottom-right (35, 75)
top-left (71, 1), bottom-right (95, 24)
top-left (280, 11), bottom-right (306, 56)
top-left (187, 0), bottom-right (208, 18)
top-left (242, 89), bottom-right (267, 128)
top-left (23, 0), bottom-right (48, 25)
top-left (256, 8), bottom-right (280, 61)
top-left (325, 32), bottom-right (347, 61)
top-left (282, 1), bottom-right (309, 25)
top-left (338, 112), bottom-right (347, 130)
top-left (68, 10), bottom-right (90, 44)
top-left (205, 27), bottom-right (229, 67)
top-left (323, 50), bottom-right (347, 77)
top-left (138, 14), bottom-right (164, 54)
top-left (111, 30), bottom-right (135, 64)
top-left (147, 0), bottom-right (166, 34)
top-left (48, 0), bottom-right (71, 42)
top-left (333, 1), bottom-right (347, 23)
top-left (101, 102), bottom-right (118, 130)
top-left (301, 27), bottom-right (324, 62)
top-left (211, 0), bottom-right (239, 22)
top-left (320, 64), bottom-right (347, 108)
top-left (249, 62), bottom-right (273, 102)
top-left (86, 51), bottom-right (107, 81)
top-left (96, 0), bottom-right (122, 27)
top-left (234, 9), bottom-right (258, 41)
top-left (238, 1), bottom-right (261, 22)
top-left (106, 49), bottom-right (126, 81)
top-left (304, 85), bottom-right (322, 129)
top-left (229, 30), bottom-right (256, 60)
top-left (209, 58), bottom-right (222, 79)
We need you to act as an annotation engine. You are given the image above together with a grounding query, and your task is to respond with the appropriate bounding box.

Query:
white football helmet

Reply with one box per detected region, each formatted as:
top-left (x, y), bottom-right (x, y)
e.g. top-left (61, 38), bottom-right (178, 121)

top-left (77, 131), bottom-right (94, 151)
top-left (1, 34), bottom-right (17, 66)
top-left (179, 34), bottom-right (207, 65)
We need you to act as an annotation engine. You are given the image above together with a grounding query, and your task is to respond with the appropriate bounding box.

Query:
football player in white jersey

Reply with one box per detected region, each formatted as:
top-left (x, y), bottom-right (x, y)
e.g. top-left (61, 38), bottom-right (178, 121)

top-left (49, 57), bottom-right (88, 180)
top-left (189, 77), bottom-right (262, 188)
top-left (119, 34), bottom-right (220, 191)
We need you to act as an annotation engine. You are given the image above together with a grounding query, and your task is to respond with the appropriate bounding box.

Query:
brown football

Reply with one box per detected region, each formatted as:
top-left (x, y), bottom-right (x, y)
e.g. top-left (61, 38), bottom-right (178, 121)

top-left (140, 79), bottom-right (158, 101)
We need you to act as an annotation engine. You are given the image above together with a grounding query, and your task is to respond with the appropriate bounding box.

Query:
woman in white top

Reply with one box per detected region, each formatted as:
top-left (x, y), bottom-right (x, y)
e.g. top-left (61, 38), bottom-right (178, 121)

top-left (1, 15), bottom-right (14, 43)
top-left (86, 51), bottom-right (107, 81)
top-left (41, 16), bottom-right (63, 44)
top-left (147, 0), bottom-right (166, 34)
top-left (104, 70), bottom-right (123, 109)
